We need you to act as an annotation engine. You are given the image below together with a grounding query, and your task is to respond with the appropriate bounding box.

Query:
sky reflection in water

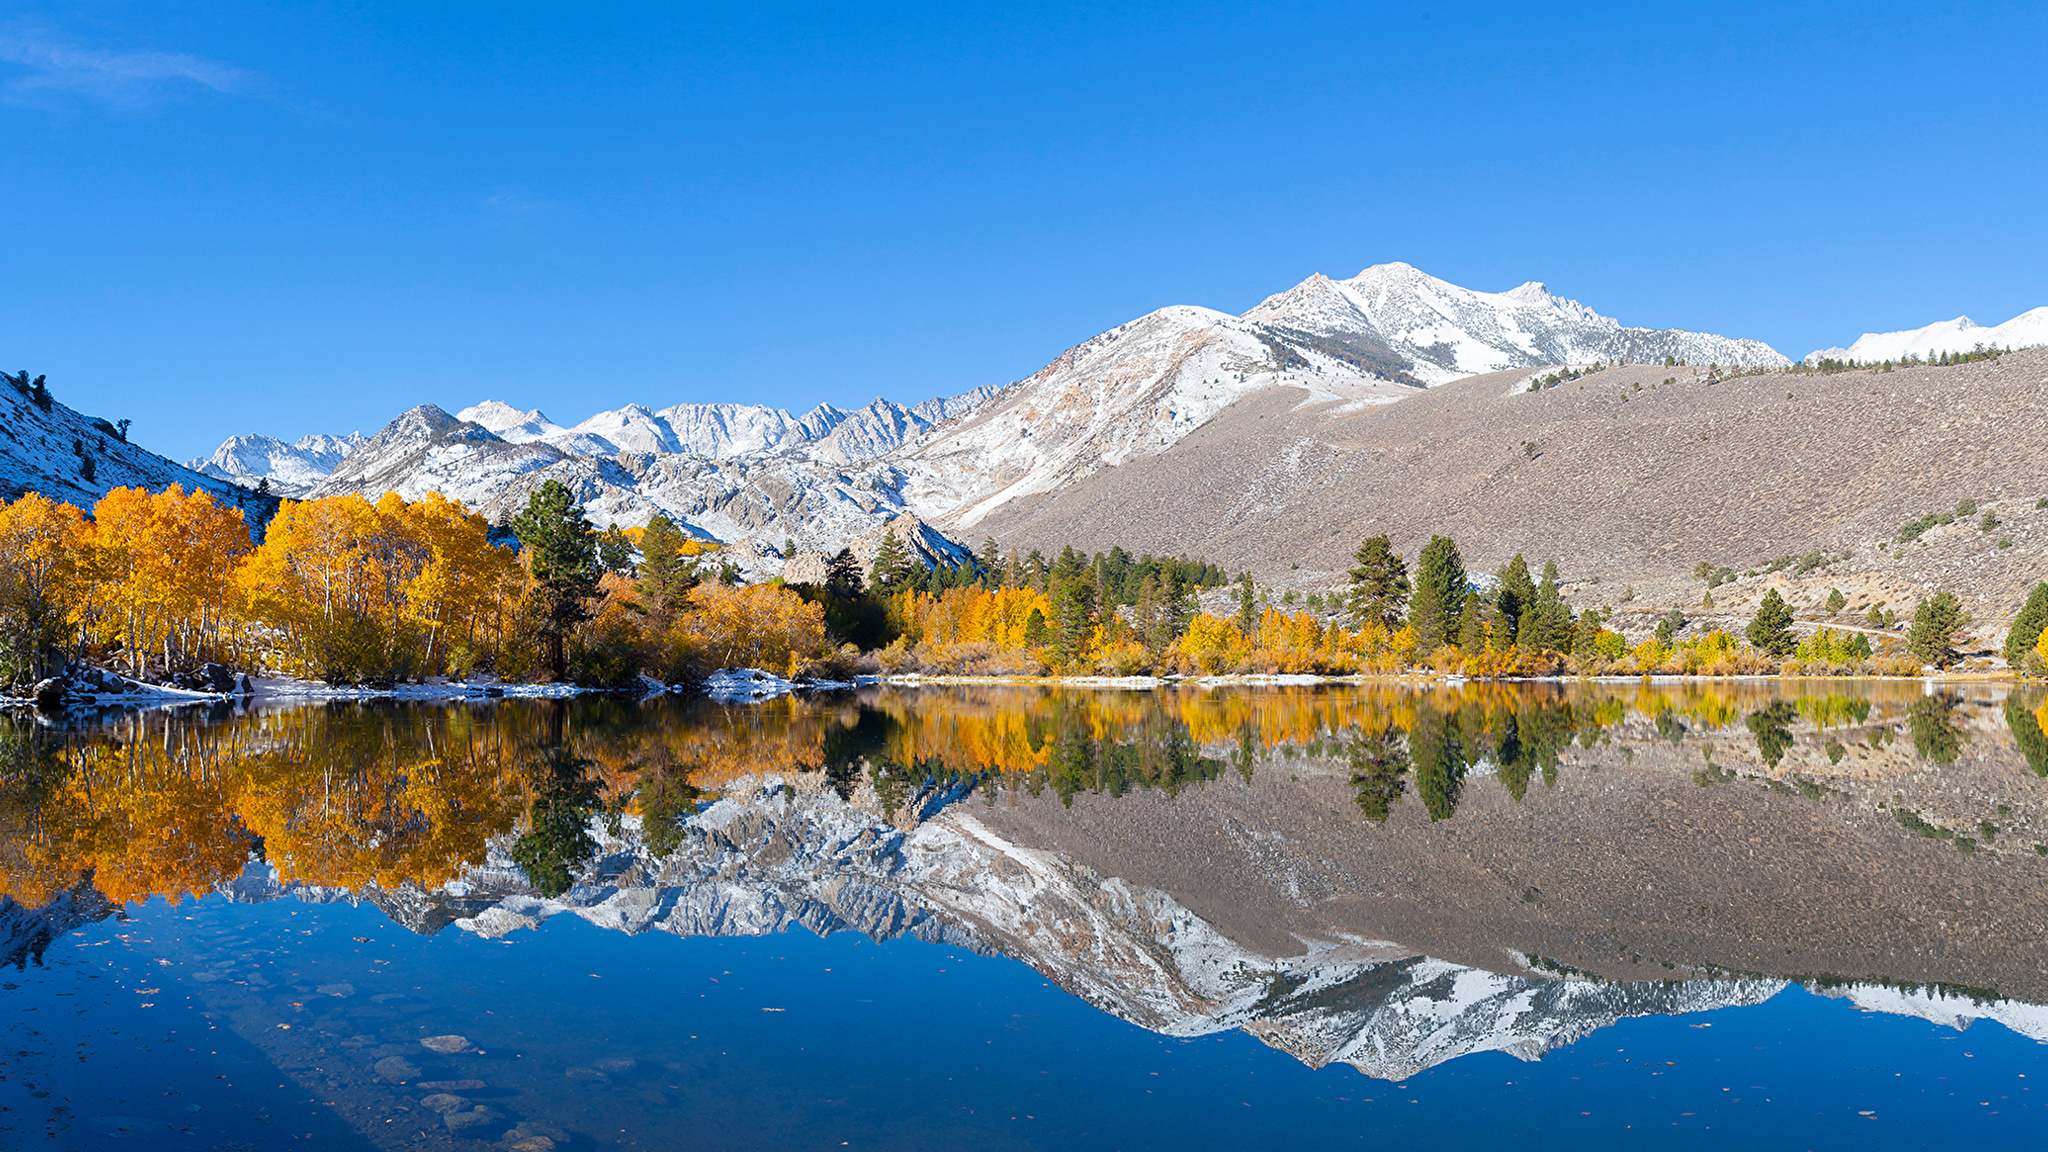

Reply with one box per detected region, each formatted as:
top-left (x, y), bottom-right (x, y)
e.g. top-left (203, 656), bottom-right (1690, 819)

top-left (4, 681), bottom-right (2048, 1149)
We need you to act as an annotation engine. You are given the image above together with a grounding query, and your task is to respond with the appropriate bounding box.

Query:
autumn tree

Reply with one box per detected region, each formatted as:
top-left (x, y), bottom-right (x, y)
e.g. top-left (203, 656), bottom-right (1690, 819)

top-left (2005, 583), bottom-right (2048, 668)
top-left (1345, 535), bottom-right (1409, 630)
top-left (1408, 536), bottom-right (1466, 655)
top-left (0, 494), bottom-right (85, 684)
top-left (510, 480), bottom-right (601, 679)
top-left (1746, 588), bottom-right (1796, 656)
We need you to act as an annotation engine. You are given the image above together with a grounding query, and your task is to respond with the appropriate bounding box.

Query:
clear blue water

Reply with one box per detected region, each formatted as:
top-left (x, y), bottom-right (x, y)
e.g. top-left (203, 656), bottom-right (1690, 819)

top-left (6, 684), bottom-right (2048, 1149)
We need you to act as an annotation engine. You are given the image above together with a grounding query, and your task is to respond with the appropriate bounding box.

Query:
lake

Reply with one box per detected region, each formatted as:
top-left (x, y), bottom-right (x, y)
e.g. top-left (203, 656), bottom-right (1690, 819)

top-left (5, 680), bottom-right (2048, 1149)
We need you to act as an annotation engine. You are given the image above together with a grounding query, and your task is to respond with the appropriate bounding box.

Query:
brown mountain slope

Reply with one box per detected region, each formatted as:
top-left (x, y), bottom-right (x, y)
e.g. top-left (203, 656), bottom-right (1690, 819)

top-left (965, 348), bottom-right (2048, 623)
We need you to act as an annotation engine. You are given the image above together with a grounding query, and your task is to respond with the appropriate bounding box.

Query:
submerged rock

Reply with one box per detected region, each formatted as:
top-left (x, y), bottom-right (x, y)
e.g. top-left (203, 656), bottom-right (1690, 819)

top-left (316, 982), bottom-right (355, 998)
top-left (420, 1034), bottom-right (471, 1054)
top-left (419, 1093), bottom-right (469, 1113)
top-left (443, 1106), bottom-right (503, 1134)
top-left (373, 1055), bottom-right (421, 1082)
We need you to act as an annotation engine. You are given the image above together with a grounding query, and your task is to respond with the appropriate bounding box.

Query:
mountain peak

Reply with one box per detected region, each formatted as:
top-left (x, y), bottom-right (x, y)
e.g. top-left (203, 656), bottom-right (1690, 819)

top-left (1502, 281), bottom-right (1554, 304)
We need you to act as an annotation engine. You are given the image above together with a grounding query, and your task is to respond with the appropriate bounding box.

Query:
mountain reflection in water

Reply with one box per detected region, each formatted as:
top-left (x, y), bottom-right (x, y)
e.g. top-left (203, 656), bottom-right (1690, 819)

top-left (6, 681), bottom-right (2048, 1087)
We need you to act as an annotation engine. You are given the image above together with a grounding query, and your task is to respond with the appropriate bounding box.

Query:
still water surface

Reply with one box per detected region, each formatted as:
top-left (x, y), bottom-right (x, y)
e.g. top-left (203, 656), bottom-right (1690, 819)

top-left (5, 681), bottom-right (2048, 1149)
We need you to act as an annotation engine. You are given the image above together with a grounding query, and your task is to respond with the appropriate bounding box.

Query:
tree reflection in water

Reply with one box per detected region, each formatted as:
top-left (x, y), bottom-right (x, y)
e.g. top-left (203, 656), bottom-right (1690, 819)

top-left (0, 678), bottom-right (2028, 915)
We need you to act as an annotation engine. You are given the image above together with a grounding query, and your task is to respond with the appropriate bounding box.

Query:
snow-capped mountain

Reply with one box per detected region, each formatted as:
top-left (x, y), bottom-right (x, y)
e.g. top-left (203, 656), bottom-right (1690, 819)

top-left (0, 373), bottom-right (272, 523)
top-left (1243, 263), bottom-right (1791, 384)
top-left (186, 262), bottom-right (1787, 557)
top-left (1805, 306), bottom-right (2048, 364)
top-left (896, 303), bottom-right (1417, 527)
top-left (451, 391), bottom-right (1005, 466)
top-left (187, 431), bottom-right (363, 498)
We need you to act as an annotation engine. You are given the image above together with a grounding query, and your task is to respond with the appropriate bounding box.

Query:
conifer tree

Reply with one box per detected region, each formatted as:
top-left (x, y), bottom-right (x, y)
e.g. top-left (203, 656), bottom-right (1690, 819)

top-left (1234, 572), bottom-right (1258, 634)
top-left (1523, 570), bottom-right (1572, 651)
top-left (1573, 607), bottom-right (1604, 654)
top-left (1746, 588), bottom-right (1796, 656)
top-left (596, 525), bottom-right (636, 575)
top-left (636, 515), bottom-right (700, 614)
top-left (2005, 583), bottom-right (2048, 667)
top-left (1458, 589), bottom-right (1488, 651)
top-left (1824, 588), bottom-right (1848, 614)
top-left (1495, 554), bottom-right (1536, 648)
top-left (1345, 534), bottom-right (1410, 630)
top-left (1407, 535), bottom-right (1466, 654)
top-left (1049, 547), bottom-right (1096, 665)
top-left (1907, 591), bottom-right (1968, 667)
top-left (510, 479), bottom-right (601, 678)
top-left (825, 548), bottom-right (864, 598)
top-left (868, 529), bottom-right (917, 590)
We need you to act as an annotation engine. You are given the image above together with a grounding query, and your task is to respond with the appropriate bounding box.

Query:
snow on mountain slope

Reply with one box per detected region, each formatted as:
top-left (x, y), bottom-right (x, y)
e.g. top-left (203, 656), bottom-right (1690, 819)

top-left (187, 431), bottom-right (363, 497)
top-left (1244, 262), bottom-right (1791, 384)
top-left (900, 304), bottom-right (1416, 527)
top-left (311, 404), bottom-right (594, 512)
top-left (0, 377), bottom-right (273, 524)
top-left (183, 263), bottom-right (1790, 555)
top-left (456, 400), bottom-right (562, 442)
top-left (1805, 306), bottom-right (2048, 364)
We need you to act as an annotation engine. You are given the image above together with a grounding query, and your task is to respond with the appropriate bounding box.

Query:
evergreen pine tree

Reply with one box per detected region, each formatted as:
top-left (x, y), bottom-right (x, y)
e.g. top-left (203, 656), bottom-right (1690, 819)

top-left (596, 525), bottom-right (636, 575)
top-left (1907, 591), bottom-right (1968, 667)
top-left (510, 479), bottom-right (602, 678)
top-left (1048, 547), bottom-right (1096, 666)
top-left (1824, 588), bottom-right (1848, 614)
top-left (2005, 583), bottom-right (2048, 667)
top-left (868, 529), bottom-right (917, 590)
top-left (1573, 607), bottom-right (1604, 654)
top-left (1523, 572), bottom-right (1572, 651)
top-left (1746, 588), bottom-right (1796, 656)
top-left (825, 548), bottom-right (864, 598)
top-left (1495, 554), bottom-right (1536, 648)
top-left (1234, 572), bottom-right (1258, 634)
top-left (1345, 534), bottom-right (1410, 630)
top-left (29, 375), bottom-right (51, 412)
top-left (637, 516), bottom-right (700, 614)
top-left (1407, 536), bottom-right (1466, 654)
top-left (1458, 589), bottom-right (1488, 651)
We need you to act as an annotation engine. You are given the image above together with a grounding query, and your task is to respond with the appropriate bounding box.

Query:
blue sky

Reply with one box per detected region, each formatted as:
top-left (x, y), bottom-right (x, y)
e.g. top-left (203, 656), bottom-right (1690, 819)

top-left (3, 1), bottom-right (2043, 461)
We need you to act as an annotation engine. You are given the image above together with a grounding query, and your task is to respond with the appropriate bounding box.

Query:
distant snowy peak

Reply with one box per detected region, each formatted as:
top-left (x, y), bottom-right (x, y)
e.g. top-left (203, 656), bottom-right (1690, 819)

top-left (1805, 307), bottom-right (2048, 365)
top-left (456, 400), bottom-right (562, 443)
top-left (1244, 261), bottom-right (1790, 383)
top-left (188, 431), bottom-right (365, 498)
top-left (448, 385), bottom-right (1011, 466)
